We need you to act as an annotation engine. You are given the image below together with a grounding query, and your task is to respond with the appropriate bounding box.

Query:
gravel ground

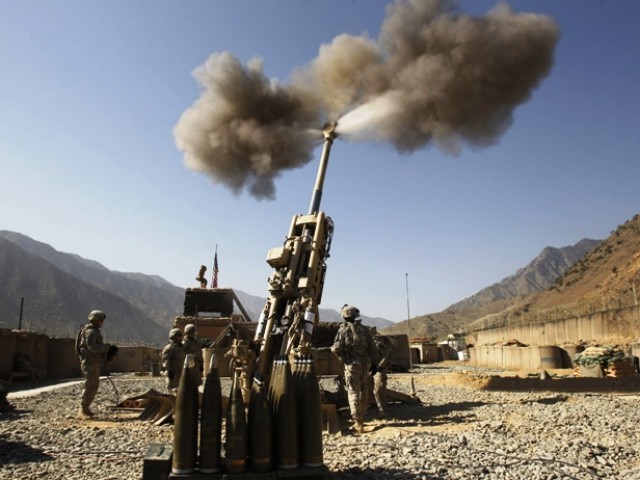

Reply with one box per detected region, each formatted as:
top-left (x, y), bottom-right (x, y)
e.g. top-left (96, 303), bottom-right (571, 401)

top-left (2, 363), bottom-right (639, 480)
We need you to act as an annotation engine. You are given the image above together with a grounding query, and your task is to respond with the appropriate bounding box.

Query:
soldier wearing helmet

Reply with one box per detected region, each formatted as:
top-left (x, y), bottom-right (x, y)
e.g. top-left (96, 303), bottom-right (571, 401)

top-left (161, 328), bottom-right (186, 392)
top-left (75, 310), bottom-right (114, 418)
top-left (182, 324), bottom-right (204, 385)
top-left (331, 304), bottom-right (375, 433)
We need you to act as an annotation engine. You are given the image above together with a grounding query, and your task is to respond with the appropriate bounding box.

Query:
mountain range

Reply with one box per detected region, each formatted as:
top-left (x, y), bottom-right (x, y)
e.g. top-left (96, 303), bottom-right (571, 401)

top-left (5, 213), bottom-right (638, 345)
top-left (383, 214), bottom-right (640, 340)
top-left (0, 230), bottom-right (391, 345)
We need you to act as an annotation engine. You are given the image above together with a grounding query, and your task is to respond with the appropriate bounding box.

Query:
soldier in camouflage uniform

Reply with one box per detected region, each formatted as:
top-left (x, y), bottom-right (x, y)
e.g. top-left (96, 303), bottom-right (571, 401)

top-left (161, 328), bottom-right (186, 392)
top-left (372, 329), bottom-right (393, 418)
top-left (182, 324), bottom-right (204, 385)
top-left (76, 310), bottom-right (114, 418)
top-left (331, 304), bottom-right (374, 433)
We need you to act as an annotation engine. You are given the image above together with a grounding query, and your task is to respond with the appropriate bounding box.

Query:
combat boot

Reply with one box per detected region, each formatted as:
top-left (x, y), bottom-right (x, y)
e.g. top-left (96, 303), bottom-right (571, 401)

top-left (78, 406), bottom-right (94, 419)
top-left (354, 421), bottom-right (364, 434)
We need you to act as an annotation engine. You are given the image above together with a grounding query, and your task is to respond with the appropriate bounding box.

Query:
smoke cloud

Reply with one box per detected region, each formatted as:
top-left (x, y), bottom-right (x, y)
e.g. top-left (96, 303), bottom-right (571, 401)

top-left (174, 0), bottom-right (559, 199)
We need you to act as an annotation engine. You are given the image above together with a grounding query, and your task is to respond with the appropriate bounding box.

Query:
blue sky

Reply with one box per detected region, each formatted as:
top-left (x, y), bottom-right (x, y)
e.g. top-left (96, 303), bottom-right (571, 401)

top-left (1, 1), bottom-right (639, 322)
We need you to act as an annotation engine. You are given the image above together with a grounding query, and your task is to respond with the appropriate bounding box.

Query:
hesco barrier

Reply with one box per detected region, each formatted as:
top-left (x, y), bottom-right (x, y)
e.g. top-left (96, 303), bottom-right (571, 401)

top-left (0, 330), bottom-right (168, 380)
top-left (47, 338), bottom-right (80, 379)
top-left (470, 345), bottom-right (568, 370)
top-left (560, 344), bottom-right (585, 368)
top-left (313, 348), bottom-right (343, 376)
top-left (110, 346), bottom-right (161, 374)
top-left (14, 330), bottom-right (48, 378)
top-left (0, 329), bottom-right (17, 377)
top-left (387, 334), bottom-right (411, 371)
top-left (470, 305), bottom-right (640, 346)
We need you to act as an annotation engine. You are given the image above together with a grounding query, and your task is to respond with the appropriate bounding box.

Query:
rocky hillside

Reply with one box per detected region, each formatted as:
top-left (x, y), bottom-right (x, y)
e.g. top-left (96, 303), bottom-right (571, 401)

top-left (468, 213), bottom-right (640, 331)
top-left (382, 237), bottom-right (603, 341)
top-left (0, 237), bottom-right (168, 344)
top-left (447, 238), bottom-right (600, 316)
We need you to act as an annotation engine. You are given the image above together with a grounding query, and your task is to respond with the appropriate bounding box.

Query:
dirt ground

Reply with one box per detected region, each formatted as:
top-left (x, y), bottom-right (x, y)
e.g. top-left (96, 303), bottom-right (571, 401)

top-left (406, 362), bottom-right (640, 393)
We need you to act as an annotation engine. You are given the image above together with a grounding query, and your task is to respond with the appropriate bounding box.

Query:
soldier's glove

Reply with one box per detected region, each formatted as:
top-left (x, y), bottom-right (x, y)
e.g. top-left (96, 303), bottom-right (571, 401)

top-left (106, 345), bottom-right (119, 362)
top-left (370, 363), bottom-right (378, 375)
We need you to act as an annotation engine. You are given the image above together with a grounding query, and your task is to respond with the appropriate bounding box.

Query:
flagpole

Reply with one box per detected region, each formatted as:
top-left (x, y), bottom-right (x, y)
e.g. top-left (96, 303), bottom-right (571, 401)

top-left (406, 273), bottom-right (411, 336)
top-left (406, 272), bottom-right (413, 370)
top-left (212, 244), bottom-right (219, 289)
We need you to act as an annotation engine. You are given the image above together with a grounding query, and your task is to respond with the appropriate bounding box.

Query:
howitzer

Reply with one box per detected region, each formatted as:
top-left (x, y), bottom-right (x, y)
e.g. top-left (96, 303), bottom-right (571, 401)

top-left (253, 122), bottom-right (337, 387)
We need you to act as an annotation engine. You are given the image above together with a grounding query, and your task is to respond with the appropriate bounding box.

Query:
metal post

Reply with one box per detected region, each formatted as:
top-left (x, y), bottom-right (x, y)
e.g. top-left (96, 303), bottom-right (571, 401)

top-left (18, 296), bottom-right (24, 330)
top-left (406, 273), bottom-right (413, 369)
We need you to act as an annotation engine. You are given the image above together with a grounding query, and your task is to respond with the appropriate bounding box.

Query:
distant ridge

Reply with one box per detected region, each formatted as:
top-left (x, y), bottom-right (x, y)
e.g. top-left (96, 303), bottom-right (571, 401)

top-left (0, 237), bottom-right (167, 344)
top-left (0, 230), bottom-right (393, 344)
top-left (447, 238), bottom-right (601, 314)
top-left (382, 237), bottom-right (603, 340)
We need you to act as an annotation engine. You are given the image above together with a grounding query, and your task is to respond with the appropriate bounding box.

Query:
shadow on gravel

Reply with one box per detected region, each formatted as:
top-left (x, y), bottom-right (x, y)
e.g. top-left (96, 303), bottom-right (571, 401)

top-left (0, 409), bottom-right (31, 421)
top-left (520, 394), bottom-right (568, 405)
top-left (483, 375), bottom-right (640, 392)
top-left (326, 466), bottom-right (445, 479)
top-left (0, 434), bottom-right (54, 464)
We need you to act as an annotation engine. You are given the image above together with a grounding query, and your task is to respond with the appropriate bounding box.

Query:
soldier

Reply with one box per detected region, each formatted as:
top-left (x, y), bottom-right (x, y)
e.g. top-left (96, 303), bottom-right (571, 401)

top-left (372, 330), bottom-right (393, 418)
top-left (161, 328), bottom-right (186, 392)
top-left (183, 324), bottom-right (204, 385)
top-left (76, 310), bottom-right (116, 418)
top-left (331, 304), bottom-right (374, 433)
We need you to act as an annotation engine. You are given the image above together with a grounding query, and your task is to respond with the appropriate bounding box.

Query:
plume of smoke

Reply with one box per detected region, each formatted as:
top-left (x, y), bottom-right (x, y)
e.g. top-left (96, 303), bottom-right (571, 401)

top-left (174, 0), bottom-right (559, 198)
top-left (173, 53), bottom-right (322, 199)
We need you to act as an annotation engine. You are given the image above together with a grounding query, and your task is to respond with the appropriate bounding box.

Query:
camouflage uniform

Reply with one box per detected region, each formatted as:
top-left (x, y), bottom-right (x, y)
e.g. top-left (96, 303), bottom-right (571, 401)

top-left (183, 324), bottom-right (204, 385)
top-left (161, 329), bottom-right (186, 392)
top-left (372, 334), bottom-right (393, 417)
top-left (76, 311), bottom-right (110, 417)
top-left (331, 308), bottom-right (374, 431)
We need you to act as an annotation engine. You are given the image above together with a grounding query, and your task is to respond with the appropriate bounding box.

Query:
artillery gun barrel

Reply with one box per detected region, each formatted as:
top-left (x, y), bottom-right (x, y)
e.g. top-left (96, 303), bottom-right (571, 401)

top-left (308, 122), bottom-right (337, 215)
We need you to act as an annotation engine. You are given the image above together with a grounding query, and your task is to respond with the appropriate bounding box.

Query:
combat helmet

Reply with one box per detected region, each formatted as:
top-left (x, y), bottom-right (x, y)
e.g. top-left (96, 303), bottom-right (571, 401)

top-left (88, 310), bottom-right (106, 322)
top-left (184, 324), bottom-right (196, 334)
top-left (169, 328), bottom-right (183, 340)
top-left (341, 304), bottom-right (360, 322)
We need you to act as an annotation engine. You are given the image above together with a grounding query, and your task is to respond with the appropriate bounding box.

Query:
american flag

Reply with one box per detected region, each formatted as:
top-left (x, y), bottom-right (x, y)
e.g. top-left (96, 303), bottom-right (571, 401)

top-left (212, 247), bottom-right (219, 289)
